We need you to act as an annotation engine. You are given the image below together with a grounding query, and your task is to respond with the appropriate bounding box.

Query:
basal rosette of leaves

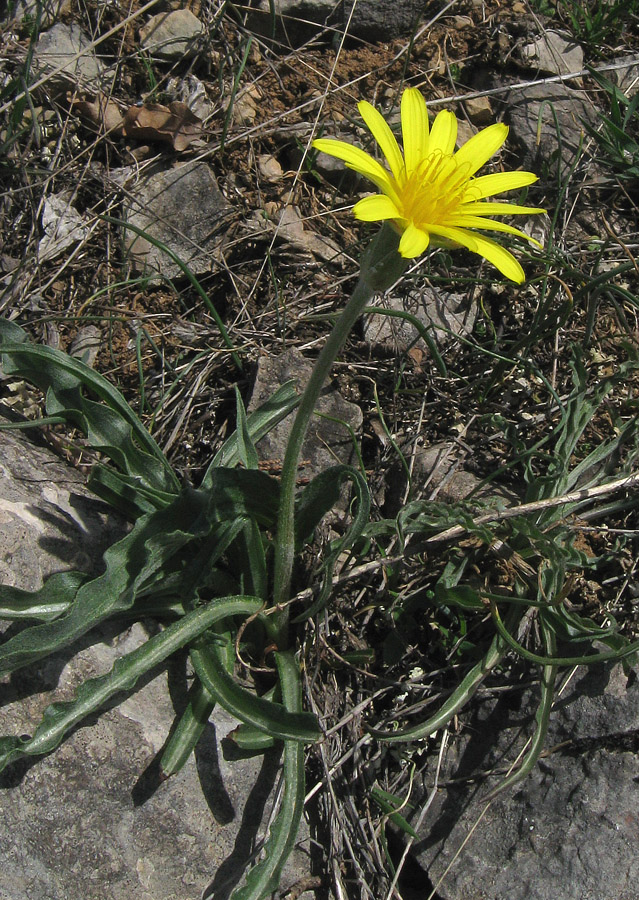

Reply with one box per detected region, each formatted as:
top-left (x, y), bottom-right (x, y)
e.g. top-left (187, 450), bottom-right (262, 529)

top-left (3, 88), bottom-right (639, 900)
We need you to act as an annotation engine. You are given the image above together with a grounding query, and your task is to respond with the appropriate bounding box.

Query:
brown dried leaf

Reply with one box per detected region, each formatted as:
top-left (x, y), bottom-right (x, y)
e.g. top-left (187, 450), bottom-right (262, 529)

top-left (72, 94), bottom-right (125, 136)
top-left (122, 101), bottom-right (203, 151)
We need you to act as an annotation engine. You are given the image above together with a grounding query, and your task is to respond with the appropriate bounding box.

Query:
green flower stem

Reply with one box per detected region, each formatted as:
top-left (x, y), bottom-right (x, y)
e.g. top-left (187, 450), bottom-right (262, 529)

top-left (271, 224), bottom-right (408, 635)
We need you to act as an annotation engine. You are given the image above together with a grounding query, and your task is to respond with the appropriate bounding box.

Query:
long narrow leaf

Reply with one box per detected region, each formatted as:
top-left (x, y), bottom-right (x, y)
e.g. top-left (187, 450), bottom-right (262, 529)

top-left (0, 571), bottom-right (88, 622)
top-left (230, 650), bottom-right (307, 900)
top-left (206, 381), bottom-right (299, 476)
top-left (190, 641), bottom-right (320, 743)
top-left (0, 596), bottom-right (263, 772)
top-left (0, 325), bottom-right (179, 496)
top-left (0, 488), bottom-right (216, 675)
top-left (368, 624), bottom-right (511, 743)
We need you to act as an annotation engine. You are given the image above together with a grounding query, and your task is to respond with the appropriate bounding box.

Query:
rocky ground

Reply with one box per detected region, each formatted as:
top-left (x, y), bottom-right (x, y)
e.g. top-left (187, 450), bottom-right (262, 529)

top-left (2, 1), bottom-right (639, 899)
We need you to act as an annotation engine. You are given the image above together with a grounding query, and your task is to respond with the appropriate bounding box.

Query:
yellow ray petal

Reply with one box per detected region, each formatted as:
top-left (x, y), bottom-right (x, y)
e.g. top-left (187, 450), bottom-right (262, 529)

top-left (428, 110), bottom-right (457, 156)
top-left (353, 194), bottom-right (401, 221)
top-left (454, 122), bottom-right (508, 176)
top-left (401, 88), bottom-right (429, 175)
top-left (460, 201), bottom-right (547, 216)
top-left (446, 215), bottom-right (543, 248)
top-left (466, 171), bottom-right (538, 201)
top-left (312, 138), bottom-right (395, 195)
top-left (399, 223), bottom-right (430, 258)
top-left (358, 100), bottom-right (404, 181)
top-left (428, 224), bottom-right (526, 282)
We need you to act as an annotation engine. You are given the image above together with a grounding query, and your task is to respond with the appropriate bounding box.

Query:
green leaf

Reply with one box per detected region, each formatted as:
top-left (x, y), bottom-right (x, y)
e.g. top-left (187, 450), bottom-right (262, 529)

top-left (0, 596), bottom-right (263, 772)
top-left (205, 467), bottom-right (280, 527)
top-left (0, 324), bottom-right (179, 497)
top-left (0, 571), bottom-right (88, 622)
top-left (205, 381), bottom-right (300, 476)
top-left (234, 386), bottom-right (260, 470)
top-left (87, 464), bottom-right (176, 517)
top-left (160, 678), bottom-right (217, 777)
top-left (293, 465), bottom-right (370, 622)
top-left (230, 651), bottom-right (306, 900)
top-left (370, 786), bottom-right (418, 839)
top-left (228, 723), bottom-right (277, 752)
top-left (0, 487), bottom-right (217, 675)
top-left (190, 640), bottom-right (320, 743)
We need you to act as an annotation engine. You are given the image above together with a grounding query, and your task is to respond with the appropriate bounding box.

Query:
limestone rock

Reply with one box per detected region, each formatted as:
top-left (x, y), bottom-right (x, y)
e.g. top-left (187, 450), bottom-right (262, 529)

top-left (0, 425), bottom-right (126, 590)
top-left (139, 10), bottom-right (204, 60)
top-left (0, 427), bottom-right (316, 899)
top-left (38, 193), bottom-right (89, 262)
top-left (246, 0), bottom-right (427, 46)
top-left (33, 23), bottom-right (103, 91)
top-left (248, 347), bottom-right (363, 486)
top-left (363, 285), bottom-right (477, 353)
top-left (413, 664), bottom-right (639, 900)
top-left (122, 161), bottom-right (233, 281)
top-left (611, 55), bottom-right (639, 96)
top-left (505, 82), bottom-right (598, 180)
top-left (520, 31), bottom-right (584, 77)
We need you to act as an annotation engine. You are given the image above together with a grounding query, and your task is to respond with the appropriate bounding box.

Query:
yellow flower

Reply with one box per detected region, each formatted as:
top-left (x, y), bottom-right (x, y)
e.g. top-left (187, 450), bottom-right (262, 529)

top-left (312, 88), bottom-right (545, 283)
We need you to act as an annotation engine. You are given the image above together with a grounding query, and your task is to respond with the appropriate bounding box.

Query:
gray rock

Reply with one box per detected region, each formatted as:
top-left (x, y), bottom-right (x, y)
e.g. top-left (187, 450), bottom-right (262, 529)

top-left (413, 664), bottom-right (639, 900)
top-left (0, 427), bottom-right (316, 899)
top-left (384, 440), bottom-right (519, 515)
top-left (2, 0), bottom-right (71, 28)
top-left (38, 193), bottom-right (89, 263)
top-left (505, 82), bottom-right (598, 180)
top-left (270, 204), bottom-right (343, 262)
top-left (611, 55), bottom-right (639, 96)
top-left (139, 9), bottom-right (204, 60)
top-left (122, 161), bottom-right (233, 281)
top-left (363, 285), bottom-right (476, 353)
top-left (246, 0), bottom-right (427, 46)
top-left (520, 30), bottom-right (584, 77)
top-left (0, 425), bottom-right (126, 590)
top-left (33, 23), bottom-right (103, 91)
top-left (68, 325), bottom-right (102, 368)
top-left (248, 347), bottom-right (363, 486)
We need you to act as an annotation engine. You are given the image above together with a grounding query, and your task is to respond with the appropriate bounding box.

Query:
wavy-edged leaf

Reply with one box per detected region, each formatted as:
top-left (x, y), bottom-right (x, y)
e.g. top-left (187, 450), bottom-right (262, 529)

top-left (0, 596), bottom-right (263, 772)
top-left (190, 640), bottom-right (320, 743)
top-left (230, 650), bottom-right (306, 900)
top-left (0, 571), bottom-right (88, 622)
top-left (205, 467), bottom-right (280, 527)
top-left (87, 464), bottom-right (177, 517)
top-left (0, 323), bottom-right (179, 497)
top-left (0, 487), bottom-right (216, 675)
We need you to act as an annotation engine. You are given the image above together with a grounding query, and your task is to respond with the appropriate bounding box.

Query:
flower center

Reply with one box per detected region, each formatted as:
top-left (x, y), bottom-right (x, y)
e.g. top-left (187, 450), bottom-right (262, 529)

top-left (397, 152), bottom-right (472, 226)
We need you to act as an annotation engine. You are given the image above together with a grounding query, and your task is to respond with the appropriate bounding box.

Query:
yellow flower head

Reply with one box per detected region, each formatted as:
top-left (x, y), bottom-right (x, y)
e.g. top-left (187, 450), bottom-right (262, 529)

top-left (312, 87), bottom-right (545, 283)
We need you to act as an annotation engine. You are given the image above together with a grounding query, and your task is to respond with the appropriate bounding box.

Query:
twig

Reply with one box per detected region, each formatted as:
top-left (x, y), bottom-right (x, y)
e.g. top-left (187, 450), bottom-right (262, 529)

top-left (290, 470), bottom-right (639, 605)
